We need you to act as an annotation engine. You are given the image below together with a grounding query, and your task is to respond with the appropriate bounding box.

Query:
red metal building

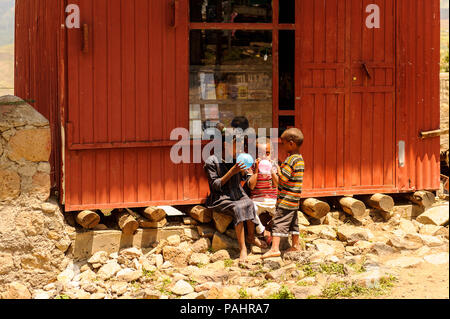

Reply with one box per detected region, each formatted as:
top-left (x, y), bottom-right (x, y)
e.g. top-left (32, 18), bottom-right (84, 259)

top-left (14, 0), bottom-right (441, 212)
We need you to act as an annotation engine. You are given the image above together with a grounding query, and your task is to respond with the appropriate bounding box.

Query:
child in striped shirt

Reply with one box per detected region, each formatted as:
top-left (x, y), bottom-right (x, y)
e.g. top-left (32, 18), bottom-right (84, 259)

top-left (262, 128), bottom-right (304, 259)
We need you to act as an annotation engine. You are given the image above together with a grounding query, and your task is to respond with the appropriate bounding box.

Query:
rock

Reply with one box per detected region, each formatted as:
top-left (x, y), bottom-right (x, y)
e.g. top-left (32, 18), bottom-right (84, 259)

top-left (66, 289), bottom-right (91, 299)
top-left (119, 247), bottom-right (142, 259)
top-left (419, 224), bottom-right (448, 237)
top-left (211, 286), bottom-right (240, 299)
top-left (399, 219), bottom-right (418, 234)
top-left (97, 261), bottom-right (121, 280)
top-left (386, 257), bottom-right (424, 268)
top-left (416, 204), bottom-right (449, 226)
top-left (0, 252), bottom-right (14, 275)
top-left (88, 251), bottom-right (109, 265)
top-left (353, 241), bottom-right (373, 253)
top-left (4, 282), bottom-right (32, 299)
top-left (79, 269), bottom-right (97, 282)
top-left (211, 232), bottom-right (239, 251)
top-left (298, 211), bottom-right (311, 226)
top-left (314, 239), bottom-right (346, 257)
top-left (197, 225), bottom-right (216, 238)
top-left (251, 245), bottom-right (269, 254)
top-left (337, 225), bottom-right (369, 244)
top-left (189, 253), bottom-right (210, 266)
top-left (183, 217), bottom-right (198, 226)
top-left (424, 253), bottom-right (449, 265)
top-left (189, 206), bottom-right (213, 223)
top-left (212, 212), bottom-right (234, 233)
top-left (190, 268), bottom-right (229, 284)
top-left (194, 282), bottom-right (223, 293)
top-left (283, 250), bottom-right (311, 264)
top-left (144, 289), bottom-right (162, 299)
top-left (370, 242), bottom-right (397, 255)
top-left (8, 128), bottom-right (51, 162)
top-left (111, 281), bottom-right (128, 295)
top-left (263, 257), bottom-right (283, 270)
top-left (90, 293), bottom-right (106, 299)
top-left (210, 250), bottom-right (230, 262)
top-left (41, 202), bottom-right (58, 214)
top-left (34, 291), bottom-right (51, 299)
top-left (57, 267), bottom-right (75, 285)
top-left (184, 228), bottom-right (200, 240)
top-left (414, 246), bottom-right (432, 256)
top-left (387, 235), bottom-right (423, 250)
top-left (262, 282), bottom-right (282, 297)
top-left (171, 280), bottom-right (194, 295)
top-left (167, 235), bottom-right (181, 246)
top-left (161, 261), bottom-right (173, 269)
top-left (116, 268), bottom-right (142, 282)
top-left (290, 285), bottom-right (322, 299)
top-left (162, 246), bottom-right (190, 267)
top-left (0, 169), bottom-right (20, 201)
top-left (418, 234), bottom-right (445, 247)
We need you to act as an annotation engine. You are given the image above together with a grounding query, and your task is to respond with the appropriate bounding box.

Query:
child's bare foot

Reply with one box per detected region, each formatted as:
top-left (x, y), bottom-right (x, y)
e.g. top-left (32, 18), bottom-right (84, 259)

top-left (239, 249), bottom-right (248, 261)
top-left (246, 237), bottom-right (268, 249)
top-left (261, 250), bottom-right (281, 259)
top-left (285, 246), bottom-right (301, 253)
top-left (263, 230), bottom-right (273, 245)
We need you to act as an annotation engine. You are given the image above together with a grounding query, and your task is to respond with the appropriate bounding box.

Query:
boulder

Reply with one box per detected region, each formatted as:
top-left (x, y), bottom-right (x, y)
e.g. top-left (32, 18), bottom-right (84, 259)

top-left (387, 235), bottom-right (423, 250)
top-left (337, 225), bottom-right (369, 244)
top-left (399, 219), bottom-right (418, 234)
top-left (88, 251), bottom-right (109, 265)
top-left (162, 246), bottom-right (190, 267)
top-left (213, 212), bottom-right (233, 233)
top-left (191, 238), bottom-right (211, 253)
top-left (116, 268), bottom-right (142, 282)
top-left (211, 232), bottom-right (239, 252)
top-left (416, 204), bottom-right (449, 226)
top-left (210, 250), bottom-right (230, 262)
top-left (97, 261), bottom-right (121, 280)
top-left (167, 235), bottom-right (181, 246)
top-left (189, 253), bottom-right (210, 266)
top-left (370, 242), bottom-right (397, 256)
top-left (4, 282), bottom-right (32, 299)
top-left (197, 225), bottom-right (216, 238)
top-left (171, 280), bottom-right (195, 295)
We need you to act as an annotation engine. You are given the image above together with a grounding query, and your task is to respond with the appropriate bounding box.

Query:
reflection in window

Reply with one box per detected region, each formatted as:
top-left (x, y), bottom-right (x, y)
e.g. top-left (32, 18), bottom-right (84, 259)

top-left (190, 0), bottom-right (272, 23)
top-left (189, 30), bottom-right (273, 138)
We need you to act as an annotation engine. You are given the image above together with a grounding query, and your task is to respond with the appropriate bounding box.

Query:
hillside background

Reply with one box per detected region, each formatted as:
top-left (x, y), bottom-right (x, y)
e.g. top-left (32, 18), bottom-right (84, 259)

top-left (0, 0), bottom-right (14, 96)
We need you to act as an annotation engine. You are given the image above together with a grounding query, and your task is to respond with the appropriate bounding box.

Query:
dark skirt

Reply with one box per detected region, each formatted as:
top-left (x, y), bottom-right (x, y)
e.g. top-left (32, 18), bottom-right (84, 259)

top-left (207, 195), bottom-right (258, 227)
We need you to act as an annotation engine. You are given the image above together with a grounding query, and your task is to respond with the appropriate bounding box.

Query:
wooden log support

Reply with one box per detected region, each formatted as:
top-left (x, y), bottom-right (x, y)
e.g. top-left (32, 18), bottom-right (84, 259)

top-left (338, 197), bottom-right (367, 219)
top-left (142, 206), bottom-right (166, 222)
top-left (115, 209), bottom-right (139, 235)
top-left (406, 191), bottom-right (436, 209)
top-left (300, 198), bottom-right (331, 219)
top-left (189, 205), bottom-right (213, 223)
top-left (213, 211), bottom-right (233, 233)
top-left (75, 210), bottom-right (101, 229)
top-left (360, 193), bottom-right (394, 212)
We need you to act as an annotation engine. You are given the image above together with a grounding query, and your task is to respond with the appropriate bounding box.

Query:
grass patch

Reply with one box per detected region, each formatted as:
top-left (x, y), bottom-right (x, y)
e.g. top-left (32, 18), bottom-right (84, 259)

top-left (55, 294), bottom-right (70, 300)
top-left (159, 277), bottom-right (173, 296)
top-left (239, 288), bottom-right (250, 299)
top-left (142, 268), bottom-right (156, 278)
top-left (348, 263), bottom-right (366, 274)
top-left (298, 264), bottom-right (317, 277)
top-left (224, 259), bottom-right (234, 267)
top-left (269, 286), bottom-right (295, 299)
top-left (319, 263), bottom-right (345, 275)
top-left (297, 280), bottom-right (313, 287)
top-left (319, 275), bottom-right (398, 299)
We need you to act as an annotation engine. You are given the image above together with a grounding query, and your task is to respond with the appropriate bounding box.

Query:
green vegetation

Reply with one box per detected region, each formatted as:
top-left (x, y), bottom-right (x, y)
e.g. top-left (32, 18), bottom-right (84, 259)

top-left (319, 263), bottom-right (345, 275)
top-left (224, 259), bottom-right (234, 267)
top-left (239, 288), bottom-right (250, 299)
top-left (269, 286), bottom-right (295, 299)
top-left (142, 268), bottom-right (156, 278)
top-left (55, 294), bottom-right (71, 300)
top-left (317, 275), bottom-right (398, 299)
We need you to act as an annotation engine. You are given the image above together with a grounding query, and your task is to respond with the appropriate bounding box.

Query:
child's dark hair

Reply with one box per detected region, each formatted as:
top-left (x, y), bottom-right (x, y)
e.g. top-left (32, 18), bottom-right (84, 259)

top-left (281, 128), bottom-right (304, 147)
top-left (231, 116), bottom-right (249, 131)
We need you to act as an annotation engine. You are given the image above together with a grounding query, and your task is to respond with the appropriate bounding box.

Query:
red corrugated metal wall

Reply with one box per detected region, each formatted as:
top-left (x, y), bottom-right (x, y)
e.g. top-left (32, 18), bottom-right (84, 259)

top-left (396, 0), bottom-right (441, 192)
top-left (14, 0), bottom-right (63, 191)
top-left (13, 0), bottom-right (441, 211)
top-left (64, 0), bottom-right (209, 211)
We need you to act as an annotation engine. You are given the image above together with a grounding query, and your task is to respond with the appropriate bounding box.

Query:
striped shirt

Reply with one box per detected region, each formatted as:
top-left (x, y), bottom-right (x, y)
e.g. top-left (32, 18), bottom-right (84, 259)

top-left (250, 173), bottom-right (278, 200)
top-left (277, 154), bottom-right (304, 210)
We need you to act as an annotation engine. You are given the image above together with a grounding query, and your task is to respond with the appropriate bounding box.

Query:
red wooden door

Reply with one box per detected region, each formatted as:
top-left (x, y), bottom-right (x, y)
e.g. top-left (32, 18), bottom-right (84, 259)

top-left (64, 0), bottom-right (201, 211)
top-left (298, 0), bottom-right (396, 196)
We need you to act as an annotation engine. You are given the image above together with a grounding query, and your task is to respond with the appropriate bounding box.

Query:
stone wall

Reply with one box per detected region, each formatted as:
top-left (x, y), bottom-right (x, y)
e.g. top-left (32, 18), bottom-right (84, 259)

top-left (0, 96), bottom-right (71, 297)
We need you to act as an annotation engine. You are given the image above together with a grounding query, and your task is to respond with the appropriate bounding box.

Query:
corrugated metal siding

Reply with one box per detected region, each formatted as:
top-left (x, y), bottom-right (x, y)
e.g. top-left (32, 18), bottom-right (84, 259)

top-left (64, 0), bottom-right (210, 211)
top-left (14, 0), bottom-right (441, 211)
top-left (396, 0), bottom-right (441, 192)
top-left (14, 0), bottom-right (62, 191)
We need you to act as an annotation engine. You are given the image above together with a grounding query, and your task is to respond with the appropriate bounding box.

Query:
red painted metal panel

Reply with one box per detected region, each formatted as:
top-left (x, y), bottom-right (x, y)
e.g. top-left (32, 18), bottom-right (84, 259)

top-left (14, 0), bottom-right (441, 211)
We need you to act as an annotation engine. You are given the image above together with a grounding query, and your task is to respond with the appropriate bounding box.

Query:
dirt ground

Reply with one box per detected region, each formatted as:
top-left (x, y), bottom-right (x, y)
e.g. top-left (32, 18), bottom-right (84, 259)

top-left (386, 258), bottom-right (449, 299)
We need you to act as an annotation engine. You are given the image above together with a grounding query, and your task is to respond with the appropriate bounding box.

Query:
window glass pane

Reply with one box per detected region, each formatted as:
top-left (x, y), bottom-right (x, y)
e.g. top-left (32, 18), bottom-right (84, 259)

top-left (190, 0), bottom-right (272, 23)
top-left (279, 116), bottom-right (295, 137)
top-left (279, 0), bottom-right (295, 23)
top-left (190, 30), bottom-right (273, 138)
top-left (279, 30), bottom-right (295, 110)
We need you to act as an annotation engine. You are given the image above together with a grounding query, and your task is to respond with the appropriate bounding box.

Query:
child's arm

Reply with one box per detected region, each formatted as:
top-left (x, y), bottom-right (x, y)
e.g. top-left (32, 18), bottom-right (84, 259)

top-left (247, 159), bottom-right (260, 190)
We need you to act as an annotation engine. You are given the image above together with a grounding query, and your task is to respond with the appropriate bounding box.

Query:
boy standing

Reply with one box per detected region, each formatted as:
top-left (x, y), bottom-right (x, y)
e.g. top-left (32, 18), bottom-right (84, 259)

top-left (262, 128), bottom-right (304, 259)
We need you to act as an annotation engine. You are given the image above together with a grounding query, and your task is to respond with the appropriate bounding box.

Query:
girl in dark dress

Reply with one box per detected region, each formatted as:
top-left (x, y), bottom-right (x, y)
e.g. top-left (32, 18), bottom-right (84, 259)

top-left (204, 134), bottom-right (267, 261)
